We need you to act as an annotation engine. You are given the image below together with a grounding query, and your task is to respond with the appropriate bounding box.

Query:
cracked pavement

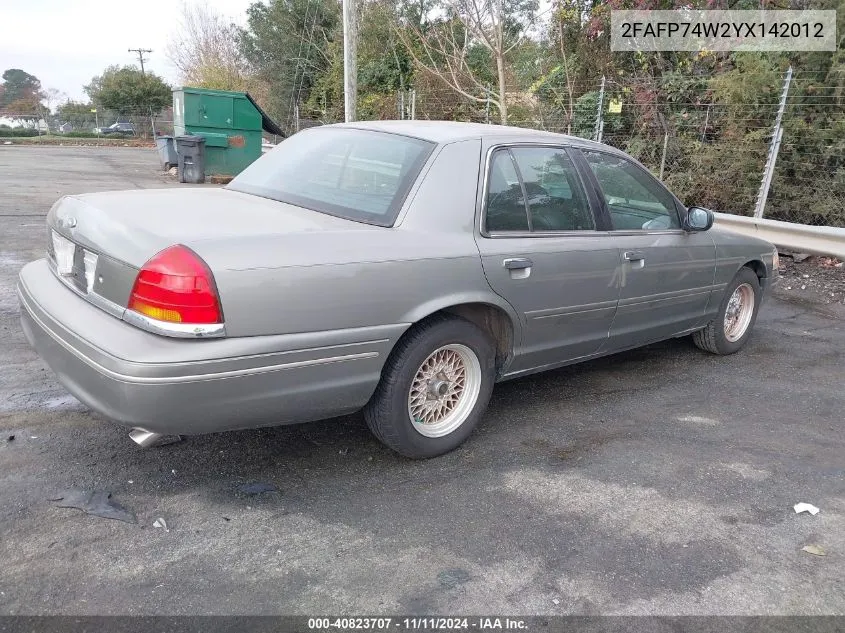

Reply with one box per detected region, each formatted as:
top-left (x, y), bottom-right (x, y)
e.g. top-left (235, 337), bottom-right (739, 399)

top-left (0, 146), bottom-right (843, 615)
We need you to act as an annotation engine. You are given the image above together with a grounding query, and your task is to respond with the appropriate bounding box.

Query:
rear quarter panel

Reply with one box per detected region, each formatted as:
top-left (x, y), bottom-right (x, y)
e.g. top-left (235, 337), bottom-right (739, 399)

top-left (190, 138), bottom-right (520, 340)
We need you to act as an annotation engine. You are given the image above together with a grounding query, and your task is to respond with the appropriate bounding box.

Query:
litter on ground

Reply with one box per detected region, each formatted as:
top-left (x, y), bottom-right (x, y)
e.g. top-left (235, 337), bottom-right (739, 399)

top-left (51, 490), bottom-right (136, 524)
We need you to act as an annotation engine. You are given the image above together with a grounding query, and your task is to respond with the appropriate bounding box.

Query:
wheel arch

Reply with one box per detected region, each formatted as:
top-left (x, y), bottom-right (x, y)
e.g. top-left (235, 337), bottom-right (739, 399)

top-left (398, 296), bottom-right (521, 378)
top-left (742, 259), bottom-right (767, 281)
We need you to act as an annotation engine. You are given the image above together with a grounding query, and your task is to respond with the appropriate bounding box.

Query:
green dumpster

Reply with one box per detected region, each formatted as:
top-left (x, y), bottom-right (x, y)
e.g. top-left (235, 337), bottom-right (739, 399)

top-left (172, 87), bottom-right (284, 178)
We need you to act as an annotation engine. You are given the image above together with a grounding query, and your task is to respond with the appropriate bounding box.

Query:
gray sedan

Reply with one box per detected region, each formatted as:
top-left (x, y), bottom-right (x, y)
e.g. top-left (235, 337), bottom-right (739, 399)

top-left (17, 121), bottom-right (778, 458)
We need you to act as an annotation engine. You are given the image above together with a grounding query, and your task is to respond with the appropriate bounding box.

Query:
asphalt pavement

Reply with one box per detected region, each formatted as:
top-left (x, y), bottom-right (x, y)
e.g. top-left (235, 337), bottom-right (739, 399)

top-left (0, 146), bottom-right (843, 616)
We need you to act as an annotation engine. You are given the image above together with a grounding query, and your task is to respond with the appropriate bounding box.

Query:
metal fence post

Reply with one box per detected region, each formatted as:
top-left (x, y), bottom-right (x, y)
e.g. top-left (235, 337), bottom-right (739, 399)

top-left (754, 66), bottom-right (792, 219)
top-left (700, 104), bottom-right (711, 142)
top-left (594, 75), bottom-right (605, 143)
top-left (659, 132), bottom-right (669, 180)
top-left (410, 89), bottom-right (416, 120)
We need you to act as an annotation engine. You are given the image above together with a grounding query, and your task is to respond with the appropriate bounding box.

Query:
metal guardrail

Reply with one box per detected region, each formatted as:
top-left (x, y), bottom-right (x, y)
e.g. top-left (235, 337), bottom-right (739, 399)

top-left (713, 213), bottom-right (845, 260)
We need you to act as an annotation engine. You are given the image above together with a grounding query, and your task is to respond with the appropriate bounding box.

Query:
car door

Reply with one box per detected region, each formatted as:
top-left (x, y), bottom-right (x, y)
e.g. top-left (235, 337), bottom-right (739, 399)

top-left (474, 144), bottom-right (622, 375)
top-left (576, 148), bottom-right (716, 351)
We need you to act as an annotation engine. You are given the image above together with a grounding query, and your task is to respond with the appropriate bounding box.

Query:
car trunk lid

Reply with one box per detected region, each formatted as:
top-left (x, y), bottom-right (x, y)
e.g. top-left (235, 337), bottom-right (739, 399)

top-left (46, 187), bottom-right (374, 315)
top-left (49, 187), bottom-right (370, 268)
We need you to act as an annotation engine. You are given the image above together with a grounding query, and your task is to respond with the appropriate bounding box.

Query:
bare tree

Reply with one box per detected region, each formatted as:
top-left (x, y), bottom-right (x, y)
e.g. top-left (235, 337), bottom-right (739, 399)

top-left (166, 2), bottom-right (252, 91)
top-left (399, 0), bottom-right (533, 125)
top-left (557, 0), bottom-right (574, 134)
top-left (43, 88), bottom-right (67, 114)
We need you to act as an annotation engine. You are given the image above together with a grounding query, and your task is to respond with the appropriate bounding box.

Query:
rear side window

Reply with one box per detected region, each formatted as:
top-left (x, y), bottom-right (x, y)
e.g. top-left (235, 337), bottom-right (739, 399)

top-left (485, 146), bottom-right (594, 233)
top-left (510, 147), bottom-right (594, 231)
top-left (228, 128), bottom-right (434, 226)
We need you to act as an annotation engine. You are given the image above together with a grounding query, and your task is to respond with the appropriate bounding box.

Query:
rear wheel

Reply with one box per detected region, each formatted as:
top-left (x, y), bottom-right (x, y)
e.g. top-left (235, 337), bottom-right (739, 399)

top-left (693, 267), bottom-right (761, 355)
top-left (364, 315), bottom-right (496, 458)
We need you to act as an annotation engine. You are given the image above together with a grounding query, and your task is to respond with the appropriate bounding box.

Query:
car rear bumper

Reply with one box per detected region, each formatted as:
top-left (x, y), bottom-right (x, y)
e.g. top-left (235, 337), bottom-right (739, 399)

top-left (18, 259), bottom-right (402, 434)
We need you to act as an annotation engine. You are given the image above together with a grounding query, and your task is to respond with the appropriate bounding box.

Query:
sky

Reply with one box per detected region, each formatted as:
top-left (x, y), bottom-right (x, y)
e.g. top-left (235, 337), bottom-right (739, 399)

top-left (0, 0), bottom-right (256, 104)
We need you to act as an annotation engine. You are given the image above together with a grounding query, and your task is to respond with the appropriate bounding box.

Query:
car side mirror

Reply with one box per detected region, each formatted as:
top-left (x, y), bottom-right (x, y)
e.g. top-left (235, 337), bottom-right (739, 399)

top-left (684, 206), bottom-right (714, 232)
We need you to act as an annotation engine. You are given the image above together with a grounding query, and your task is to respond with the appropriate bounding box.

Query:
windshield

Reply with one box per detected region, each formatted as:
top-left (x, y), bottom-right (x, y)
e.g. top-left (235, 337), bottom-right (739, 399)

top-left (227, 127), bottom-right (435, 227)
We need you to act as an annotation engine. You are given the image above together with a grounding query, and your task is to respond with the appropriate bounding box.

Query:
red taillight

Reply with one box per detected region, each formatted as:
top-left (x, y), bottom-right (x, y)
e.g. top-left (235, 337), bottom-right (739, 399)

top-left (128, 245), bottom-right (222, 324)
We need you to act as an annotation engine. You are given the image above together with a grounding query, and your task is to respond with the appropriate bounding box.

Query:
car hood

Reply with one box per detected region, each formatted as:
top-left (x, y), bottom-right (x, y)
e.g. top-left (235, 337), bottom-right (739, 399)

top-left (48, 187), bottom-right (374, 269)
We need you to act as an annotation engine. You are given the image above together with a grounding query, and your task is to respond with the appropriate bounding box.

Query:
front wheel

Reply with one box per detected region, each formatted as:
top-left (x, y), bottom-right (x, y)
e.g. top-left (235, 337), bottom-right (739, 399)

top-left (693, 267), bottom-right (762, 355)
top-left (364, 315), bottom-right (496, 458)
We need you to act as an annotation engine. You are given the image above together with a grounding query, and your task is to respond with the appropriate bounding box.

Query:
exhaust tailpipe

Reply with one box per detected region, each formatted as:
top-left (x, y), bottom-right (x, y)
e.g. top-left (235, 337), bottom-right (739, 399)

top-left (129, 428), bottom-right (182, 448)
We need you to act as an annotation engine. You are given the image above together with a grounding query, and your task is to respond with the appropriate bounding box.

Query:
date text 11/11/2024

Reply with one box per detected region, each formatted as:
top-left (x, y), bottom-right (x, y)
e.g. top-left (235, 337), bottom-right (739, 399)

top-left (307, 617), bottom-right (529, 631)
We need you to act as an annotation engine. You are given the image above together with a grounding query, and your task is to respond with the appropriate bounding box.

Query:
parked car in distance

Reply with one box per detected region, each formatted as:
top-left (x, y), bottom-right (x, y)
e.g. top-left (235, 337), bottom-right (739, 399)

top-left (93, 121), bottom-right (135, 135)
top-left (18, 121), bottom-right (778, 458)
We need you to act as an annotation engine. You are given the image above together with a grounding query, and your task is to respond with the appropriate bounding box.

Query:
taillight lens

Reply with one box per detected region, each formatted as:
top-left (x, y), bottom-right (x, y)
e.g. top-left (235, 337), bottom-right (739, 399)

top-left (128, 245), bottom-right (222, 324)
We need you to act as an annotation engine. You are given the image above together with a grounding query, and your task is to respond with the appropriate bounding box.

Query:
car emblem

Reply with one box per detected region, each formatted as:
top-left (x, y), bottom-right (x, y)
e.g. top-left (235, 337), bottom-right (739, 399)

top-left (60, 217), bottom-right (77, 229)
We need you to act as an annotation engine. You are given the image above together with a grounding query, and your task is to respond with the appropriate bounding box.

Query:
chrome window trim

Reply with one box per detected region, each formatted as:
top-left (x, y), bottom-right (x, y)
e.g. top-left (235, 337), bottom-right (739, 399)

top-left (123, 310), bottom-right (227, 339)
top-left (484, 229), bottom-right (687, 239)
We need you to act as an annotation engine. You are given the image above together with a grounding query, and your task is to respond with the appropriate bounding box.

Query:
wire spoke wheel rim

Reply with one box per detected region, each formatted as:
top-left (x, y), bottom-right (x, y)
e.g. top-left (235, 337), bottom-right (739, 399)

top-left (723, 283), bottom-right (755, 342)
top-left (408, 343), bottom-right (482, 438)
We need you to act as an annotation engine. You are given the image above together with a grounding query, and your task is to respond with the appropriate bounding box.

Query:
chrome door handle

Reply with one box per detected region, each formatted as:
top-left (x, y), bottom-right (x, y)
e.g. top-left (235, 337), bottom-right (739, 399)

top-left (503, 257), bottom-right (533, 270)
top-left (623, 251), bottom-right (645, 262)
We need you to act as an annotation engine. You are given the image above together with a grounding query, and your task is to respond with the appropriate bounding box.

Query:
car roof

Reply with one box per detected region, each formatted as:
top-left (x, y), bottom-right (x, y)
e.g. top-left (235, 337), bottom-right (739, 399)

top-left (326, 120), bottom-right (621, 152)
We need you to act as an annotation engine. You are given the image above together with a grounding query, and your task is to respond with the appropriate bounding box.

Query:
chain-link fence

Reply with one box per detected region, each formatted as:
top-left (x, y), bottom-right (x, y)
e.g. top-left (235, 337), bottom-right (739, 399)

top-left (294, 67), bottom-right (843, 228)
top-left (4, 67), bottom-right (840, 227)
top-left (0, 107), bottom-right (175, 140)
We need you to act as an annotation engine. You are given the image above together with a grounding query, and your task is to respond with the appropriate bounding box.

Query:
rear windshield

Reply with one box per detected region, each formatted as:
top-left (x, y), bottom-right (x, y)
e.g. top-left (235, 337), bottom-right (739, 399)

top-left (227, 128), bottom-right (435, 226)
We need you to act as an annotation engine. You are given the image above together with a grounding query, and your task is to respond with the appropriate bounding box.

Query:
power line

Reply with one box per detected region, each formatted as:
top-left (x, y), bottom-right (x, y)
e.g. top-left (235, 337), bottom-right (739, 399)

top-left (128, 48), bottom-right (153, 75)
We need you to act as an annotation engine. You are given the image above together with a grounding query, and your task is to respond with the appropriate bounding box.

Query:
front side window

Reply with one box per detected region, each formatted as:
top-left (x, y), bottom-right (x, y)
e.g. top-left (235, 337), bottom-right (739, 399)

top-left (582, 150), bottom-right (680, 230)
top-left (227, 128), bottom-right (434, 226)
top-left (485, 146), bottom-right (594, 233)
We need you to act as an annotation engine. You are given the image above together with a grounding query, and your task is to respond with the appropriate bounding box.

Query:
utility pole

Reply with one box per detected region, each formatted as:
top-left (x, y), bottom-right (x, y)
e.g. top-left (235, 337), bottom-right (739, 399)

top-left (128, 48), bottom-right (153, 75)
top-left (342, 0), bottom-right (357, 122)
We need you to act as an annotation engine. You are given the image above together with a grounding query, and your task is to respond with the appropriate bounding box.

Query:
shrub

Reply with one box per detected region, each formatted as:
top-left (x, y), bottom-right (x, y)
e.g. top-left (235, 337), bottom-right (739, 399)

top-left (0, 128), bottom-right (40, 137)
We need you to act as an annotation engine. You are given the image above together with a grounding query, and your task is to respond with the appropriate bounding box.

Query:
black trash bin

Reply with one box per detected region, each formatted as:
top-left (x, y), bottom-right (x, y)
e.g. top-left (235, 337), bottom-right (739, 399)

top-left (175, 135), bottom-right (206, 184)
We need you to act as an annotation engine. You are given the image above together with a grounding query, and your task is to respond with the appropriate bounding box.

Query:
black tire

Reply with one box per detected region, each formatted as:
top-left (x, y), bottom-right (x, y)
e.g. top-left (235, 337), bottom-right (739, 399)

top-left (693, 267), bottom-right (762, 355)
top-left (364, 315), bottom-right (496, 459)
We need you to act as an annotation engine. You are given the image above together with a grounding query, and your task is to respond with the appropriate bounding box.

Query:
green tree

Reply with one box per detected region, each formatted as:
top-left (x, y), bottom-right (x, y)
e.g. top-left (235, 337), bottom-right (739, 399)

top-left (84, 66), bottom-right (171, 114)
top-left (56, 101), bottom-right (98, 130)
top-left (239, 0), bottom-right (340, 129)
top-left (0, 69), bottom-right (43, 108)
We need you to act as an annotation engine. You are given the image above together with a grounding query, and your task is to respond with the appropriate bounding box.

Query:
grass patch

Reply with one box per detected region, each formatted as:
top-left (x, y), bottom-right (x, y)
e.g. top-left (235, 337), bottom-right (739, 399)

top-left (0, 135), bottom-right (154, 147)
